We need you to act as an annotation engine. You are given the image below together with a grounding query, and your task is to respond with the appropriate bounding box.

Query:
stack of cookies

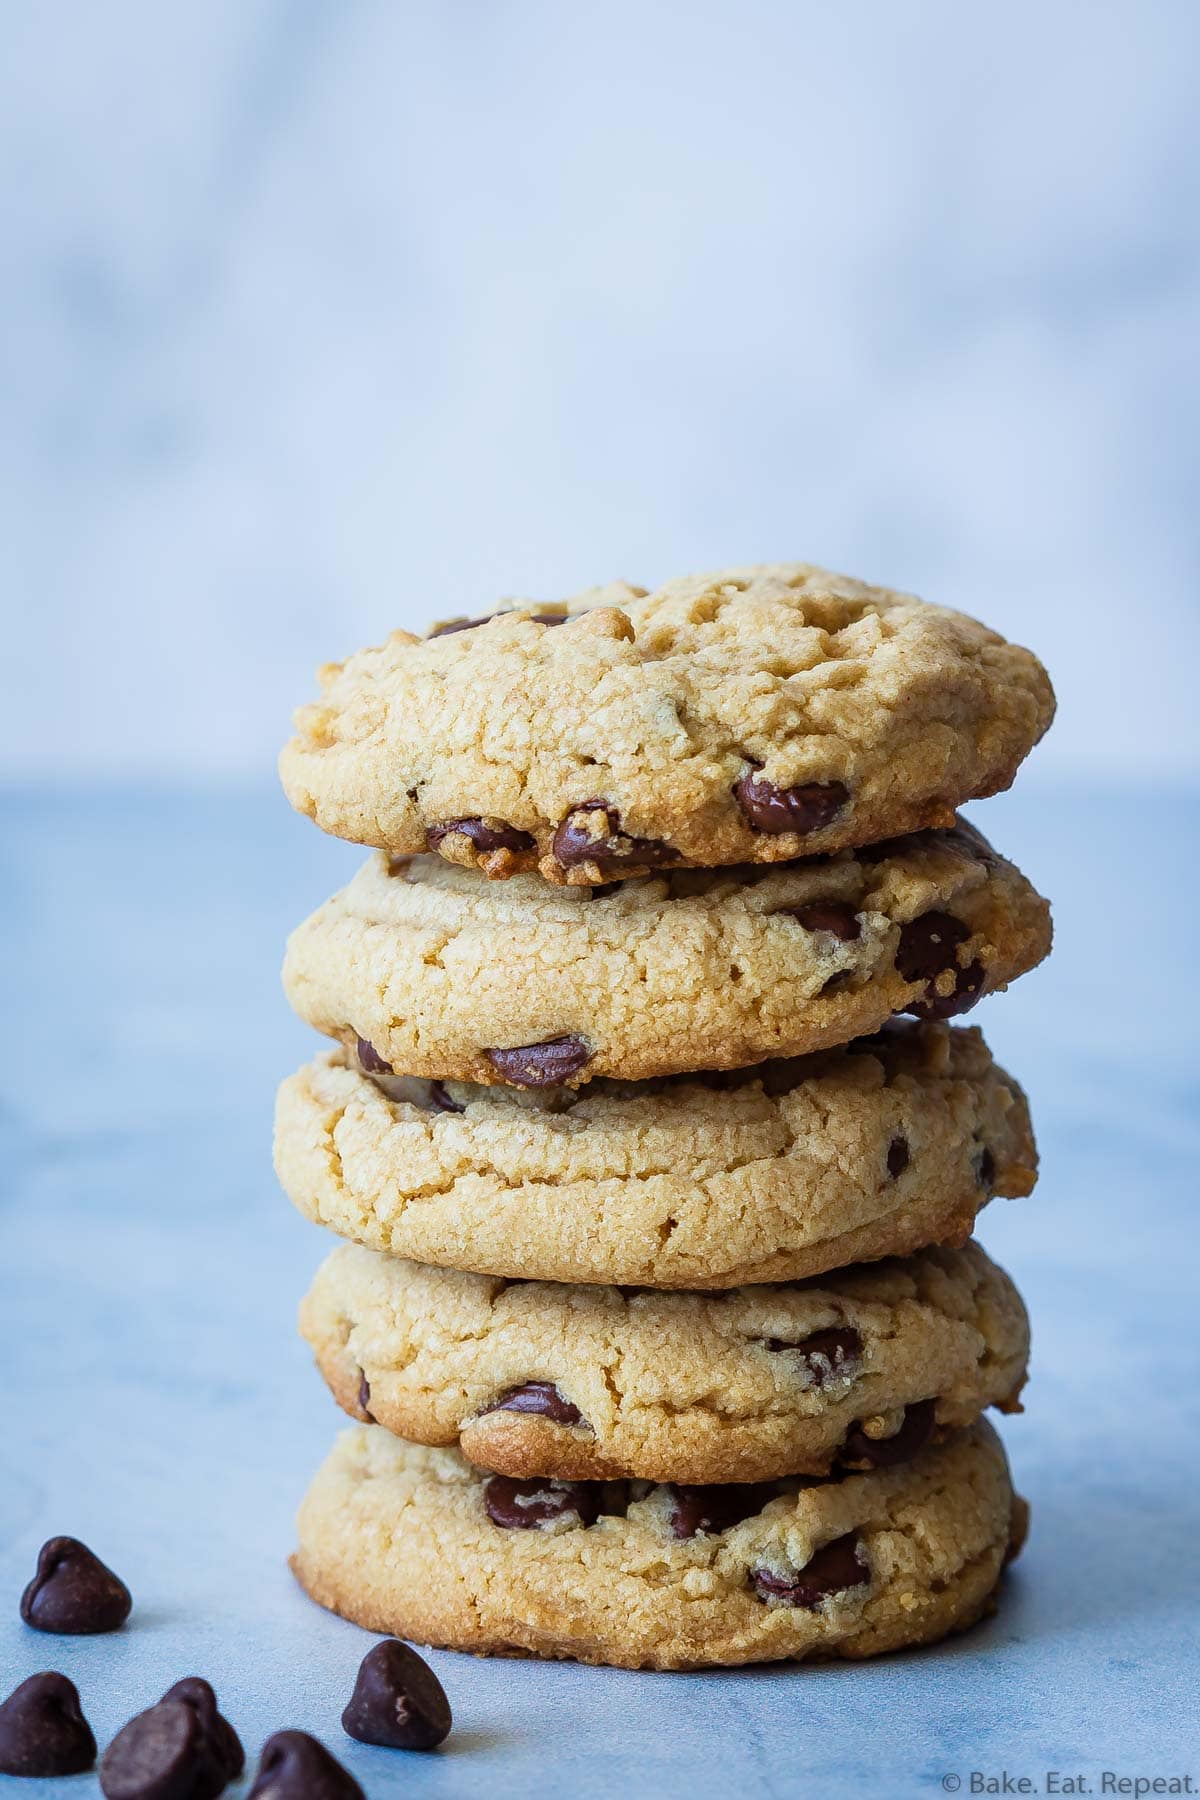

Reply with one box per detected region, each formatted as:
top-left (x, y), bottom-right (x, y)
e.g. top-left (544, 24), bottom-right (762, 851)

top-left (275, 563), bottom-right (1054, 1671)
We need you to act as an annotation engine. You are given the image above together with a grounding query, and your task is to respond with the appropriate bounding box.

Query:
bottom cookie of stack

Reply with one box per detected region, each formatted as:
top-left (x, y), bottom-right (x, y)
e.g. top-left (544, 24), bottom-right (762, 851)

top-left (293, 1419), bottom-right (1025, 1671)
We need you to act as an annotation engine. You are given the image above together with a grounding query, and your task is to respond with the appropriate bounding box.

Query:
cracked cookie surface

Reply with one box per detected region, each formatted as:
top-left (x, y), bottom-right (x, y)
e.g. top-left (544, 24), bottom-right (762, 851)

top-left (301, 1239), bottom-right (1028, 1484)
top-left (274, 1019), bottom-right (1036, 1287)
top-left (281, 820), bottom-right (1051, 1086)
top-left (292, 1419), bottom-right (1023, 1669)
top-left (280, 563), bottom-right (1054, 881)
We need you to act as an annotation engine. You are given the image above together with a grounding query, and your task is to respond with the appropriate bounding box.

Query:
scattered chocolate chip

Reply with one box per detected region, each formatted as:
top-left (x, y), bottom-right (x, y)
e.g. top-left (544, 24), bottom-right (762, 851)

top-left (751, 1531), bottom-right (869, 1607)
top-left (357, 1370), bottom-right (375, 1421)
top-left (159, 1681), bottom-right (243, 1781)
top-left (667, 1483), bottom-right (778, 1539)
top-left (484, 1036), bottom-right (592, 1086)
top-left (355, 1037), bottom-right (393, 1076)
top-left (429, 612), bottom-right (568, 637)
top-left (480, 1381), bottom-right (584, 1425)
top-left (977, 1146), bottom-right (996, 1191)
top-left (99, 1699), bottom-right (227, 1800)
top-left (767, 1326), bottom-right (863, 1388)
top-left (246, 1730), bottom-right (364, 1800)
top-left (841, 1397), bottom-right (937, 1468)
top-left (0, 1672), bottom-right (96, 1777)
top-left (780, 902), bottom-right (861, 940)
top-left (895, 912), bottom-right (985, 1020)
top-left (734, 772), bottom-right (849, 836)
top-left (887, 1135), bottom-right (910, 1178)
top-left (342, 1639), bottom-right (452, 1752)
top-left (551, 801), bottom-right (678, 875)
top-left (427, 1081), bottom-right (465, 1114)
top-left (483, 1475), bottom-right (601, 1530)
top-left (425, 818), bottom-right (536, 856)
top-left (20, 1537), bottom-right (132, 1636)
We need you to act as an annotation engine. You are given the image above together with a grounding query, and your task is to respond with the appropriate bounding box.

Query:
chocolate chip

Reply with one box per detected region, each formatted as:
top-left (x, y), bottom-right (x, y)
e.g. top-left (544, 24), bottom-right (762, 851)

top-left (99, 1699), bottom-right (227, 1800)
top-left (159, 1681), bottom-right (243, 1781)
top-left (481, 1381), bottom-right (584, 1425)
top-left (0, 1672), bottom-right (96, 1777)
top-left (751, 1531), bottom-right (869, 1607)
top-left (427, 1081), bottom-right (465, 1114)
top-left (246, 1731), bottom-right (364, 1800)
top-left (551, 801), bottom-right (678, 876)
top-left (780, 902), bottom-right (861, 940)
top-left (667, 1483), bottom-right (778, 1539)
top-left (425, 818), bottom-right (535, 855)
top-left (944, 819), bottom-right (999, 866)
top-left (484, 1036), bottom-right (592, 1086)
top-left (483, 1475), bottom-right (601, 1530)
top-left (841, 1397), bottom-right (937, 1468)
top-left (20, 1536), bottom-right (132, 1635)
top-left (767, 1326), bottom-right (863, 1388)
top-left (887, 1135), bottom-right (910, 1178)
top-left (734, 772), bottom-right (849, 836)
top-left (357, 1370), bottom-right (374, 1421)
top-left (341, 1639), bottom-right (452, 1752)
top-left (429, 612), bottom-right (568, 637)
top-left (895, 912), bottom-right (985, 1020)
top-left (355, 1036), bottom-right (393, 1076)
top-left (977, 1146), bottom-right (996, 1190)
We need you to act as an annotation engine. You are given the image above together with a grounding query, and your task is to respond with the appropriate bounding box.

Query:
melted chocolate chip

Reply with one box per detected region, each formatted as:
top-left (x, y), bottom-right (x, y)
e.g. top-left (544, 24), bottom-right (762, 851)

top-left (484, 1036), bottom-right (592, 1086)
top-left (767, 1326), bottom-right (863, 1388)
top-left (429, 612), bottom-right (568, 637)
top-left (341, 1639), bottom-right (452, 1752)
top-left (887, 1135), bottom-right (910, 1178)
top-left (841, 1397), bottom-right (937, 1468)
top-left (159, 1681), bottom-right (243, 1781)
top-left (481, 1381), bottom-right (584, 1425)
top-left (357, 1370), bottom-right (374, 1421)
top-left (734, 772), bottom-right (849, 836)
top-left (895, 912), bottom-right (985, 1020)
top-left (0, 1672), bottom-right (96, 1777)
top-left (99, 1699), bottom-right (227, 1800)
top-left (551, 801), bottom-right (678, 875)
top-left (425, 818), bottom-right (536, 856)
top-left (780, 902), bottom-right (861, 940)
top-left (21, 1537), bottom-right (132, 1635)
top-left (246, 1731), bottom-right (364, 1800)
top-left (977, 1146), bottom-right (996, 1191)
top-left (427, 1081), bottom-right (465, 1114)
top-left (751, 1531), bottom-right (869, 1607)
top-left (667, 1483), bottom-right (778, 1539)
top-left (483, 1475), bottom-right (601, 1530)
top-left (355, 1036), bottom-right (393, 1076)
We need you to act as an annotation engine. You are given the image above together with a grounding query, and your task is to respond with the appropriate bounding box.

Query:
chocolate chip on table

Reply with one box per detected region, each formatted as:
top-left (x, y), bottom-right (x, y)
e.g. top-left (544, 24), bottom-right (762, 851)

top-left (551, 801), bottom-right (679, 875)
top-left (841, 1397), bottom-right (937, 1468)
top-left (0, 1671), bottom-right (96, 1777)
top-left (342, 1639), bottom-right (452, 1752)
top-left (484, 1035), bottom-right (592, 1086)
top-left (734, 772), bottom-right (849, 835)
top-left (246, 1731), bottom-right (364, 1800)
top-left (354, 1036), bottom-right (393, 1076)
top-left (481, 1381), bottom-right (584, 1425)
top-left (667, 1483), bottom-right (778, 1539)
top-left (20, 1536), bottom-right (132, 1635)
top-left (751, 1531), bottom-right (869, 1607)
top-left (159, 1680), bottom-right (243, 1780)
top-left (483, 1474), bottom-right (601, 1530)
top-left (99, 1699), bottom-right (227, 1800)
top-left (425, 817), bottom-right (536, 855)
top-left (767, 1326), bottom-right (863, 1388)
top-left (780, 902), bottom-right (862, 940)
top-left (887, 1135), bottom-right (910, 1178)
top-left (895, 912), bottom-right (985, 1020)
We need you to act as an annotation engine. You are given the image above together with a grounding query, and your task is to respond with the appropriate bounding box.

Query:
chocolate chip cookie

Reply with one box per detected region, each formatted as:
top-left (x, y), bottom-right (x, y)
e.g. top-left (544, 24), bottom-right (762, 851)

top-left (292, 1418), bottom-right (1024, 1669)
top-left (275, 1020), bottom-right (1035, 1287)
top-left (301, 1239), bottom-right (1027, 1484)
top-left (281, 820), bottom-right (1051, 1088)
top-left (280, 564), bottom-right (1054, 881)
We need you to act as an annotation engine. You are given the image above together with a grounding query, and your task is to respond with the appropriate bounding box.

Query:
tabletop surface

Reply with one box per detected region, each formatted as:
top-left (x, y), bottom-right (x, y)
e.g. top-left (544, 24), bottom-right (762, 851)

top-left (2, 781), bottom-right (1197, 1800)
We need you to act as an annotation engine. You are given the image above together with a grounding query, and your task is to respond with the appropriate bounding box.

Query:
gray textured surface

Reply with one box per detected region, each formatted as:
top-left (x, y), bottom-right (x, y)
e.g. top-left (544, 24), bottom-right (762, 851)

top-left (1, 784), bottom-right (1196, 1798)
